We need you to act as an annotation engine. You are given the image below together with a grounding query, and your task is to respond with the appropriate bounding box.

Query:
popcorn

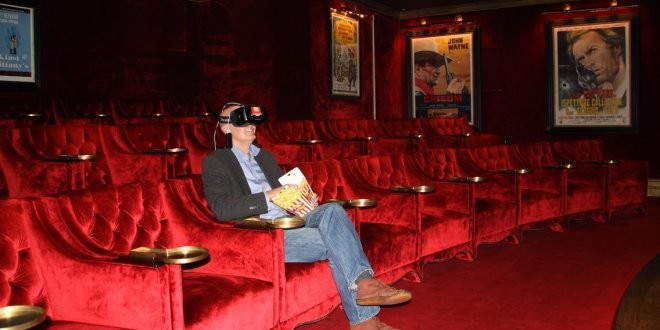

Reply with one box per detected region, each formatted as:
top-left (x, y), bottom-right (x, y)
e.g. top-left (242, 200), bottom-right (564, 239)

top-left (273, 168), bottom-right (319, 218)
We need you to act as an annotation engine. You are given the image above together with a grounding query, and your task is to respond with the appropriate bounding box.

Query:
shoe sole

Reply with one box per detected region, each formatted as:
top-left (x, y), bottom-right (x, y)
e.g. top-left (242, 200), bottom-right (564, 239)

top-left (356, 291), bottom-right (412, 306)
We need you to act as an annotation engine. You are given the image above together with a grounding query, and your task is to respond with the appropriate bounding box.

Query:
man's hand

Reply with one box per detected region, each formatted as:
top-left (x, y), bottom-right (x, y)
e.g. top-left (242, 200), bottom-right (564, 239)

top-left (447, 77), bottom-right (466, 94)
top-left (267, 184), bottom-right (298, 201)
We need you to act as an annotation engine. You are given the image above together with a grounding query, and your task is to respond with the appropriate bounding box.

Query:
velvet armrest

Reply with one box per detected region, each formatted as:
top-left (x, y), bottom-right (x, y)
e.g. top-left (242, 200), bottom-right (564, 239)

top-left (161, 179), bottom-right (282, 280)
top-left (606, 159), bottom-right (649, 181)
top-left (171, 220), bottom-right (282, 281)
top-left (27, 222), bottom-right (184, 330)
top-left (511, 166), bottom-right (562, 192)
top-left (417, 180), bottom-right (471, 213)
top-left (345, 184), bottom-right (418, 227)
top-left (335, 169), bottom-right (418, 227)
top-left (462, 132), bottom-right (508, 147)
top-left (469, 173), bottom-right (517, 201)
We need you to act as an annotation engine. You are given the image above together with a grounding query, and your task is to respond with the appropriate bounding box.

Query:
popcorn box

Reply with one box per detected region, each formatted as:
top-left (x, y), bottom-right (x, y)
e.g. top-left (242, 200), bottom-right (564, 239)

top-left (273, 167), bottom-right (318, 218)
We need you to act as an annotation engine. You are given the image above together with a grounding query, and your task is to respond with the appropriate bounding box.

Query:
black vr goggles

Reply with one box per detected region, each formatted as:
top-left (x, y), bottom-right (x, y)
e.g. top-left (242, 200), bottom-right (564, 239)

top-left (218, 103), bottom-right (267, 126)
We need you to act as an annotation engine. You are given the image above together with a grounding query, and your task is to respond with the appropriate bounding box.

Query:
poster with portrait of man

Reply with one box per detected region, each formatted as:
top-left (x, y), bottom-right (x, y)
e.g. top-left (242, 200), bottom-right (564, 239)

top-left (409, 28), bottom-right (479, 126)
top-left (548, 16), bottom-right (637, 131)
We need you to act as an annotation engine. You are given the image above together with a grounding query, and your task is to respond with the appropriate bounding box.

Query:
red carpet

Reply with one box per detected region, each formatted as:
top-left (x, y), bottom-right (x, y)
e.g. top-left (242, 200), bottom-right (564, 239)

top-left (298, 198), bottom-right (660, 330)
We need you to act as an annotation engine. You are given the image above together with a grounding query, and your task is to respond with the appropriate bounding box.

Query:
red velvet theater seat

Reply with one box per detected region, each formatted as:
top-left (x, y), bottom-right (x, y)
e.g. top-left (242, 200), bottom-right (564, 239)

top-left (261, 120), bottom-right (359, 162)
top-left (320, 119), bottom-right (411, 156)
top-left (28, 181), bottom-right (280, 329)
top-left (260, 120), bottom-right (327, 165)
top-left (1, 198), bottom-right (175, 329)
top-left (170, 176), bottom-right (339, 329)
top-left (98, 122), bottom-right (191, 183)
top-left (398, 154), bottom-right (475, 262)
top-left (552, 138), bottom-right (648, 222)
top-left (377, 118), bottom-right (464, 151)
top-left (338, 156), bottom-right (423, 283)
top-left (421, 117), bottom-right (507, 147)
top-left (180, 121), bottom-right (218, 174)
top-left (461, 144), bottom-right (564, 237)
top-left (337, 151), bottom-right (472, 263)
top-left (385, 153), bottom-right (473, 263)
top-left (0, 167), bottom-right (7, 198)
top-left (295, 160), bottom-right (359, 230)
top-left (515, 141), bottom-right (606, 225)
top-left (374, 119), bottom-right (428, 152)
top-left (0, 125), bottom-right (108, 198)
top-left (409, 148), bottom-right (518, 255)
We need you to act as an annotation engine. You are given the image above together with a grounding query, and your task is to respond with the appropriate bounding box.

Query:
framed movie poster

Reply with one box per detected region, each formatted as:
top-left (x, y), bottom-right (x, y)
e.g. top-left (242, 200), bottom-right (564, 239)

top-left (0, 1), bottom-right (37, 88)
top-left (408, 26), bottom-right (480, 127)
top-left (547, 14), bottom-right (638, 131)
top-left (330, 11), bottom-right (360, 98)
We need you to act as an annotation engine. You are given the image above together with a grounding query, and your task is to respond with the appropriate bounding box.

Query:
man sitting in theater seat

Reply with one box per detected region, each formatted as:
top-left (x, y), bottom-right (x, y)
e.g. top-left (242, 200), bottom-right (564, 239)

top-left (201, 102), bottom-right (412, 330)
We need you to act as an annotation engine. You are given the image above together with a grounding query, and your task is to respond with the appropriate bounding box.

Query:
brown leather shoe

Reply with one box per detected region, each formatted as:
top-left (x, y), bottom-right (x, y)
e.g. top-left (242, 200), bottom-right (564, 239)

top-left (350, 316), bottom-right (401, 330)
top-left (356, 278), bottom-right (412, 306)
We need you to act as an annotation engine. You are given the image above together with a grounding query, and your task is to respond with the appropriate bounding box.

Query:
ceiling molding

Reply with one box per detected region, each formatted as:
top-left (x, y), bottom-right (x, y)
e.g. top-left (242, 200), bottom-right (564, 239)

top-left (353, 0), bottom-right (581, 19)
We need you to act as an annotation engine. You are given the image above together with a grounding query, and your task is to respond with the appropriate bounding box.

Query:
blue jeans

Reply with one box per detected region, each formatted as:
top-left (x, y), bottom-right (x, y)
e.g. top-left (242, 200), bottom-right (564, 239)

top-left (284, 203), bottom-right (379, 325)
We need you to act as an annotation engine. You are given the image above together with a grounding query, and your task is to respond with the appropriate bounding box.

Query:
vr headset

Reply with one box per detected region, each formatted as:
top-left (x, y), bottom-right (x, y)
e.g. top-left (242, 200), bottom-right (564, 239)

top-left (218, 103), bottom-right (267, 126)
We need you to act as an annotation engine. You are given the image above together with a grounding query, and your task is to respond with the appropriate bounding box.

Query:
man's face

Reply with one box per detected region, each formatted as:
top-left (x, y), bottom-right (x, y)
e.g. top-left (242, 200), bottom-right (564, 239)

top-left (415, 62), bottom-right (441, 86)
top-left (571, 30), bottom-right (621, 86)
top-left (221, 106), bottom-right (257, 144)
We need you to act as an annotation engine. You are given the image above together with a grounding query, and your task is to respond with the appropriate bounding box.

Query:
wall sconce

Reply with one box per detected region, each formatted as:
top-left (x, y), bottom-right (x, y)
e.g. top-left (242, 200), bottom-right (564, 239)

top-left (340, 6), bottom-right (365, 18)
top-left (455, 14), bottom-right (463, 23)
top-left (543, 1), bottom-right (635, 15)
top-left (419, 18), bottom-right (427, 26)
top-left (331, 6), bottom-right (366, 18)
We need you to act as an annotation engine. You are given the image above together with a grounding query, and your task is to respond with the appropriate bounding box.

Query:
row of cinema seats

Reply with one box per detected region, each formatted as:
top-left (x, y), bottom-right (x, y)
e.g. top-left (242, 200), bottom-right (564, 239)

top-left (0, 119), bottom-right (648, 226)
top-left (0, 98), bottom-right (211, 127)
top-left (0, 137), bottom-right (648, 329)
top-left (1, 95), bottom-right (499, 141)
top-left (0, 117), bottom-right (505, 199)
top-left (294, 142), bottom-right (647, 264)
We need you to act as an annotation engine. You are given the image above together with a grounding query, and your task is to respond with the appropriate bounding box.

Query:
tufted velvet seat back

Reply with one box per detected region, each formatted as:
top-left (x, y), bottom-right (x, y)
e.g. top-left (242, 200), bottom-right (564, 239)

top-left (0, 125), bottom-right (109, 198)
top-left (422, 117), bottom-right (470, 135)
top-left (411, 148), bottom-right (464, 180)
top-left (377, 119), bottom-right (424, 137)
top-left (342, 154), bottom-right (411, 189)
top-left (181, 121), bottom-right (218, 174)
top-left (0, 199), bottom-right (50, 310)
top-left (465, 144), bottom-right (520, 171)
top-left (553, 138), bottom-right (648, 218)
top-left (514, 141), bottom-right (557, 167)
top-left (262, 120), bottom-right (322, 143)
top-left (321, 119), bottom-right (378, 140)
top-left (120, 122), bottom-right (187, 152)
top-left (295, 159), bottom-right (346, 203)
top-left (23, 125), bottom-right (100, 159)
top-left (98, 125), bottom-right (173, 184)
top-left (30, 182), bottom-right (172, 259)
top-left (552, 138), bottom-right (607, 162)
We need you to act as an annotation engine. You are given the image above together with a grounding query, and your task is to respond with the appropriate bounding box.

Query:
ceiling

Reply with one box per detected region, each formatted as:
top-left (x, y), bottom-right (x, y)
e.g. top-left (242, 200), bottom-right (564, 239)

top-left (354, 0), bottom-right (579, 19)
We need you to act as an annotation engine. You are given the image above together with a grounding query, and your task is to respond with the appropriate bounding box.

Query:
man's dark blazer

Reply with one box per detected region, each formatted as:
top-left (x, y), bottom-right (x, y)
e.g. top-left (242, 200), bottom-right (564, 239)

top-left (202, 147), bottom-right (284, 221)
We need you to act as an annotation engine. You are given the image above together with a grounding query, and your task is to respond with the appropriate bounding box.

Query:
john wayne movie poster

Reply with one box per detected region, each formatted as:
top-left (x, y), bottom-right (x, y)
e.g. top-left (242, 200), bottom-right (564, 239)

top-left (411, 33), bottom-right (474, 123)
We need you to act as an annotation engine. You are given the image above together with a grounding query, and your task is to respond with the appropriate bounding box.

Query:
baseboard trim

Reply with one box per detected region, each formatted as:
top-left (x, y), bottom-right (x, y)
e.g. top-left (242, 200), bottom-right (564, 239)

top-left (649, 178), bottom-right (660, 197)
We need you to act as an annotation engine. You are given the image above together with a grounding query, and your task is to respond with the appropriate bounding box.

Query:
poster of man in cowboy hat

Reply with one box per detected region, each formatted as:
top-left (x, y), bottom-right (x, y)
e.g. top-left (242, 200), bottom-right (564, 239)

top-left (411, 34), bottom-right (474, 122)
